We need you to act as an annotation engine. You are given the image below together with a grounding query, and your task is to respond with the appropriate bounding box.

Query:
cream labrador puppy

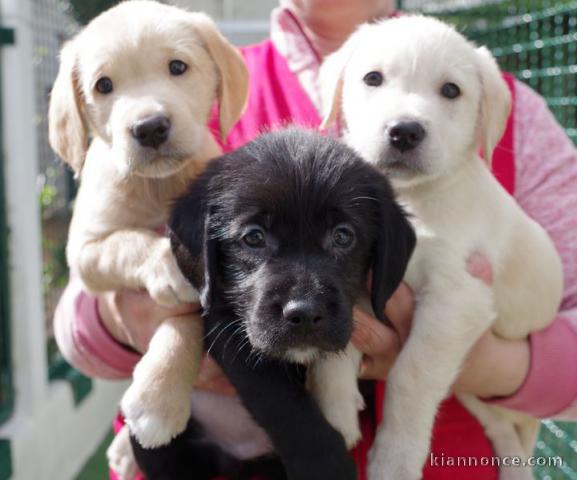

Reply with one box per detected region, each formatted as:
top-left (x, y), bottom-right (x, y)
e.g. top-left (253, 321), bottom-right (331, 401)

top-left (49, 0), bottom-right (248, 451)
top-left (313, 15), bottom-right (563, 480)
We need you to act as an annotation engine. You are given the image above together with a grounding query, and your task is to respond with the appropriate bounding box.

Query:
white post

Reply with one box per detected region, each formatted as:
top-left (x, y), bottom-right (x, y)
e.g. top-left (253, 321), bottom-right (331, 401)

top-left (0, 1), bottom-right (127, 478)
top-left (1, 0), bottom-right (49, 418)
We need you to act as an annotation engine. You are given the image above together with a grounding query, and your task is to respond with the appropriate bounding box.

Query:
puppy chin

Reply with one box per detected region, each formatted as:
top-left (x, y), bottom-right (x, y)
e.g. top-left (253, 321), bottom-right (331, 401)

top-left (116, 146), bottom-right (190, 179)
top-left (284, 347), bottom-right (320, 365)
top-left (376, 147), bottom-right (434, 187)
top-left (246, 318), bottom-right (351, 365)
top-left (134, 155), bottom-right (190, 178)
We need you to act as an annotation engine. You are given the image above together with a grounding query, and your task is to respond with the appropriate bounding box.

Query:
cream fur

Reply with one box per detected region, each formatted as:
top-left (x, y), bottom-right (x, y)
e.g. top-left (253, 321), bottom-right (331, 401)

top-left (49, 0), bottom-right (248, 449)
top-left (315, 16), bottom-right (563, 480)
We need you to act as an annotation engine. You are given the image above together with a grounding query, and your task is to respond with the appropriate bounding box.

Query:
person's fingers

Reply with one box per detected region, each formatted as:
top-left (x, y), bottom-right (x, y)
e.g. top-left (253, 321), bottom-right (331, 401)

top-left (352, 283), bottom-right (415, 381)
top-left (358, 352), bottom-right (397, 380)
top-left (195, 355), bottom-right (237, 396)
top-left (467, 252), bottom-right (493, 286)
top-left (111, 289), bottom-right (202, 352)
top-left (352, 309), bottom-right (400, 379)
top-left (383, 282), bottom-right (415, 344)
top-left (351, 306), bottom-right (398, 356)
top-left (118, 289), bottom-right (202, 318)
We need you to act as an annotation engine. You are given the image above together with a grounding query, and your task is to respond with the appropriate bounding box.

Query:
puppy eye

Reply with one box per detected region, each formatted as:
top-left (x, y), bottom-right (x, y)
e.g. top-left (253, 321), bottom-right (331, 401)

top-left (441, 82), bottom-right (461, 99)
top-left (363, 71), bottom-right (384, 87)
top-left (242, 227), bottom-right (266, 248)
top-left (332, 224), bottom-right (355, 249)
top-left (169, 60), bottom-right (188, 76)
top-left (95, 77), bottom-right (113, 94)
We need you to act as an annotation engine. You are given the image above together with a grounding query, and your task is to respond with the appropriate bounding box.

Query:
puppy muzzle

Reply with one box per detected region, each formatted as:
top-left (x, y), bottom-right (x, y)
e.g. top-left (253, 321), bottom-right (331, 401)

top-left (130, 115), bottom-right (171, 150)
top-left (378, 119), bottom-right (430, 179)
top-left (246, 266), bottom-right (352, 363)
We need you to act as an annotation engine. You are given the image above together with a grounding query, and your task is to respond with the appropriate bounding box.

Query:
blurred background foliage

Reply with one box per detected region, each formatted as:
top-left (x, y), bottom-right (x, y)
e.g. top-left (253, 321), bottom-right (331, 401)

top-left (68, 0), bottom-right (122, 24)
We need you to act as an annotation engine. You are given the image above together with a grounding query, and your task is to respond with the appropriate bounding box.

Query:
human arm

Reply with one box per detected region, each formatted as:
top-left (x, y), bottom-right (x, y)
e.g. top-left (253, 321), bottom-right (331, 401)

top-left (53, 277), bottom-right (141, 379)
top-left (486, 79), bottom-right (577, 418)
top-left (53, 276), bottom-right (235, 393)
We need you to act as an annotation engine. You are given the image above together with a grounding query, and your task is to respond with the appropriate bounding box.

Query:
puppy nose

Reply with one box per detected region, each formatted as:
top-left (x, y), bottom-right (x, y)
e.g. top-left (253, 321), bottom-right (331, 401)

top-left (131, 115), bottom-right (171, 149)
top-left (283, 300), bottom-right (325, 329)
top-left (388, 121), bottom-right (426, 152)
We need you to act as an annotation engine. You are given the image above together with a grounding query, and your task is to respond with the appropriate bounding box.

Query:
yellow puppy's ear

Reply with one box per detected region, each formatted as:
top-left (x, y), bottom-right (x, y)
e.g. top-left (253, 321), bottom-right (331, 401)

top-left (192, 14), bottom-right (249, 140)
top-left (319, 51), bottom-right (345, 130)
top-left (48, 41), bottom-right (88, 176)
top-left (475, 46), bottom-right (512, 166)
top-left (319, 30), bottom-right (362, 130)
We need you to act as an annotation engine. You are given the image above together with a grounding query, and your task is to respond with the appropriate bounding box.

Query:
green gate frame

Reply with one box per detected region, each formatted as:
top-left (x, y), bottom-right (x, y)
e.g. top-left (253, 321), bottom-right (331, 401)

top-left (0, 25), bottom-right (14, 428)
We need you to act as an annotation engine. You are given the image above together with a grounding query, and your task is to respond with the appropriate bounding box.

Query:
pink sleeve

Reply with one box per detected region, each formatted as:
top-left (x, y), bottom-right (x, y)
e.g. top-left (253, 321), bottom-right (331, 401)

top-left (53, 277), bottom-right (141, 380)
top-left (489, 80), bottom-right (577, 418)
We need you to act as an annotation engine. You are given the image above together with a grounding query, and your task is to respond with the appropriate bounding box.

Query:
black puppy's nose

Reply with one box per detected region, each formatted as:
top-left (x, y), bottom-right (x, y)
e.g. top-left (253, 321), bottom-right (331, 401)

top-left (131, 115), bottom-right (171, 149)
top-left (283, 300), bottom-right (325, 328)
top-left (388, 121), bottom-right (426, 152)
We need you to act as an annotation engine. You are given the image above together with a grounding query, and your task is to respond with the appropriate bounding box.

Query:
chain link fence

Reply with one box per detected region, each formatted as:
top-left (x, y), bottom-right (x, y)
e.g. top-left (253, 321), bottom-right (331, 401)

top-left (32, 0), bottom-right (79, 370)
top-left (402, 0), bottom-right (577, 144)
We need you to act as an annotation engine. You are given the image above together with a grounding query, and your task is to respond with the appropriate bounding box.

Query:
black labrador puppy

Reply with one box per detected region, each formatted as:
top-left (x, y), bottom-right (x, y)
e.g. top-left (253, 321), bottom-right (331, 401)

top-left (131, 129), bottom-right (415, 480)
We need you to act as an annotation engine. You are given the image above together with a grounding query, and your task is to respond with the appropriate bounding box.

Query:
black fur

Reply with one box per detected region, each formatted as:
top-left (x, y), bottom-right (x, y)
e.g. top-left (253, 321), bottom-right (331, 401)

top-left (132, 129), bottom-right (416, 480)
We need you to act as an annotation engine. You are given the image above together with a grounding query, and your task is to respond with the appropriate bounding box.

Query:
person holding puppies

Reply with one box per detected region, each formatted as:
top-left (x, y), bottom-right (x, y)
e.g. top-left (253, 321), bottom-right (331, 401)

top-left (54, 0), bottom-right (577, 479)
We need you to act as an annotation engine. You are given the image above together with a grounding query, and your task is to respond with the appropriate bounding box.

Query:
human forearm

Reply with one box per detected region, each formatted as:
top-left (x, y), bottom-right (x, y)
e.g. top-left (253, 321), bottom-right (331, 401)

top-left (453, 330), bottom-right (530, 398)
top-left (486, 316), bottom-right (577, 418)
top-left (53, 278), bottom-right (140, 379)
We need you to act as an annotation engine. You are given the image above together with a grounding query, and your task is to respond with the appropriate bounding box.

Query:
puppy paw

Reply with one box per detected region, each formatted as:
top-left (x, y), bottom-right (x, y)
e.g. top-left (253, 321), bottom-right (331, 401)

top-left (368, 433), bottom-right (423, 480)
top-left (106, 426), bottom-right (139, 480)
top-left (121, 357), bottom-right (192, 448)
top-left (144, 239), bottom-right (198, 306)
top-left (321, 389), bottom-right (365, 449)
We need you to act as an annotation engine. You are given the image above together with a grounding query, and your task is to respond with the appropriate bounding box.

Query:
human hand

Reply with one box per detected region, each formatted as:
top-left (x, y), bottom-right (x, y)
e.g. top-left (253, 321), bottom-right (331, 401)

top-left (351, 282), bottom-right (414, 380)
top-left (98, 289), bottom-right (238, 395)
top-left (97, 289), bottom-right (201, 354)
top-left (352, 252), bottom-right (529, 397)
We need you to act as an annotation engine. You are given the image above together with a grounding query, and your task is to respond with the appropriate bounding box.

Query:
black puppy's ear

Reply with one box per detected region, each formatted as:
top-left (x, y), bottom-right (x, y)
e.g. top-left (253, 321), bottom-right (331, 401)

top-left (371, 193), bottom-right (416, 326)
top-left (169, 174), bottom-right (219, 312)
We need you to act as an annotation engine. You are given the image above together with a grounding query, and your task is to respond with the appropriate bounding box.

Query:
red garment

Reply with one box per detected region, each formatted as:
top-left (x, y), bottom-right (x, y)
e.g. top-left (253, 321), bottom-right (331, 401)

top-left (113, 41), bottom-right (515, 480)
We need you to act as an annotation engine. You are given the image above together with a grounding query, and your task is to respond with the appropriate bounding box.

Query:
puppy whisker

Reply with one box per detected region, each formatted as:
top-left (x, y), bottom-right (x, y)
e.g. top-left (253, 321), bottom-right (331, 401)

top-left (223, 323), bottom-right (249, 361)
top-left (206, 319), bottom-right (243, 358)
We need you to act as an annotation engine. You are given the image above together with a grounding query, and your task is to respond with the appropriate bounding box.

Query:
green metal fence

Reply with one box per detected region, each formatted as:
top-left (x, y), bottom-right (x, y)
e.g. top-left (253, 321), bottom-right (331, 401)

top-left (400, 1), bottom-right (577, 479)
top-left (403, 0), bottom-right (577, 144)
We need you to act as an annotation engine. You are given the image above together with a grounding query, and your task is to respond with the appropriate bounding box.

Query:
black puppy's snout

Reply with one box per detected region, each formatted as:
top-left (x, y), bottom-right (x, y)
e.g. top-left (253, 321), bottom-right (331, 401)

top-left (388, 121), bottom-right (426, 152)
top-left (131, 115), bottom-right (171, 149)
top-left (283, 300), bottom-right (325, 328)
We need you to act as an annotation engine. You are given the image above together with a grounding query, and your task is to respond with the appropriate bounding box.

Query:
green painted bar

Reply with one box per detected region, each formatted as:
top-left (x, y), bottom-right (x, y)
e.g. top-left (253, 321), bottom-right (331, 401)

top-left (0, 25), bottom-right (13, 427)
top-left (48, 358), bottom-right (93, 406)
top-left (0, 440), bottom-right (12, 480)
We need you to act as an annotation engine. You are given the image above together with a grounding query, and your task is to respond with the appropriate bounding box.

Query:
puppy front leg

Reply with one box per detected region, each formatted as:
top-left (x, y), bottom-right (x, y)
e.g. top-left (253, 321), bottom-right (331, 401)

top-left (106, 425), bottom-right (138, 480)
top-left (206, 307), bottom-right (357, 480)
top-left (122, 315), bottom-right (203, 448)
top-left (309, 343), bottom-right (364, 448)
top-left (74, 230), bottom-right (197, 305)
top-left (309, 295), bottom-right (373, 448)
top-left (458, 395), bottom-right (534, 480)
top-left (368, 277), bottom-right (495, 480)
